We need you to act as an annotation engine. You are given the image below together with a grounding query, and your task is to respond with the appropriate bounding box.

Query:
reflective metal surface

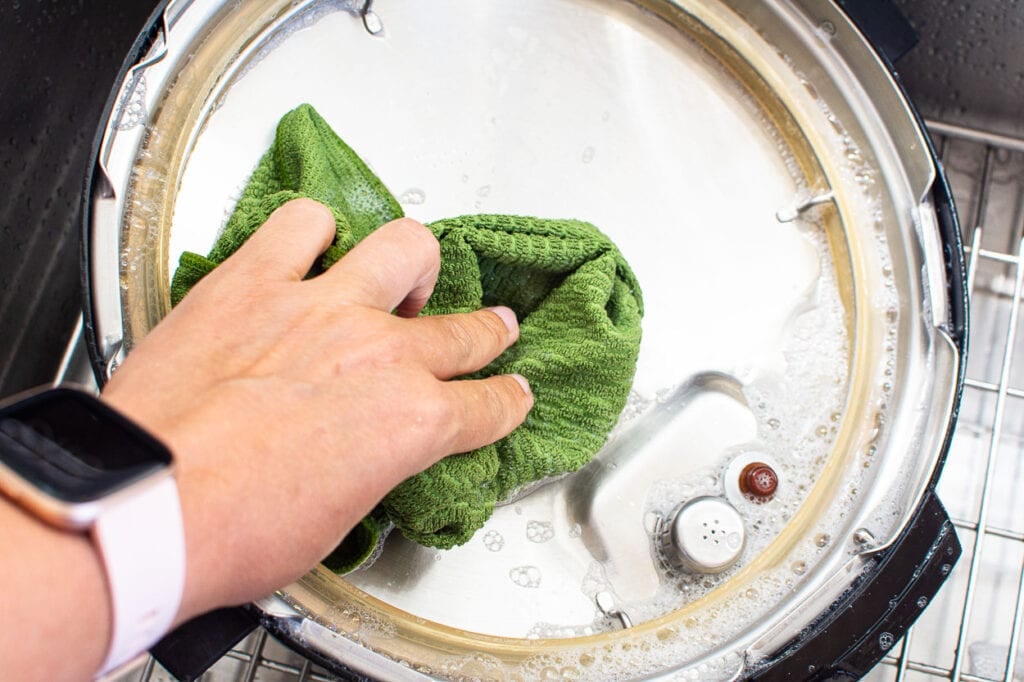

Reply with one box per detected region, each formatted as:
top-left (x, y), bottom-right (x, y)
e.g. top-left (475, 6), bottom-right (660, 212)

top-left (89, 0), bottom-right (960, 677)
top-left (655, 496), bottom-right (747, 575)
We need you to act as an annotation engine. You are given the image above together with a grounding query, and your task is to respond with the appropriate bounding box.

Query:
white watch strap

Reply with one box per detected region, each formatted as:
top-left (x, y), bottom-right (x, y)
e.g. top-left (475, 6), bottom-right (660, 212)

top-left (92, 475), bottom-right (186, 676)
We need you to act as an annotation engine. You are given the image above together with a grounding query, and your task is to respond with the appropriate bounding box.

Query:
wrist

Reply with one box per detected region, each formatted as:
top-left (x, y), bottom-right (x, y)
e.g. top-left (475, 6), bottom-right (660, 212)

top-left (0, 387), bottom-right (187, 676)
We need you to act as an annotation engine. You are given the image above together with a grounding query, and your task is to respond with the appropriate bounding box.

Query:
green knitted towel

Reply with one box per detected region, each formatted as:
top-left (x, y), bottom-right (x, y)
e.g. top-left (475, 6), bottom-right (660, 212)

top-left (171, 104), bottom-right (644, 572)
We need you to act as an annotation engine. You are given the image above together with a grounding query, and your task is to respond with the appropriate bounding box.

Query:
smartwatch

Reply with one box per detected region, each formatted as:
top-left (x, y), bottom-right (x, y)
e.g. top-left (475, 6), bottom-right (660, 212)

top-left (0, 386), bottom-right (186, 677)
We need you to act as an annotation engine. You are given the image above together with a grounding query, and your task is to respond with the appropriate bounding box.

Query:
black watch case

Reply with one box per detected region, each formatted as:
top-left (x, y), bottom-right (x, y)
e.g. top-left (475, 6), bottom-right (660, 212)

top-left (0, 387), bottom-right (173, 530)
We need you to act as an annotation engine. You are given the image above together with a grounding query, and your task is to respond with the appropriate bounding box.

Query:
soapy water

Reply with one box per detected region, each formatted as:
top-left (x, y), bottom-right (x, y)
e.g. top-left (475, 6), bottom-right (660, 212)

top-left (510, 565), bottom-right (543, 588)
top-left (527, 520), bottom-right (556, 543)
top-left (482, 530), bottom-right (505, 552)
top-left (113, 72), bottom-right (147, 131)
top-left (500, 113), bottom-right (904, 672)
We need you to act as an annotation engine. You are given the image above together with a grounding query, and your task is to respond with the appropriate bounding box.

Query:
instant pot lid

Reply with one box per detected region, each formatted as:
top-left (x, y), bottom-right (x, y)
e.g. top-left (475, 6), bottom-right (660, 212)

top-left (88, 0), bottom-right (961, 678)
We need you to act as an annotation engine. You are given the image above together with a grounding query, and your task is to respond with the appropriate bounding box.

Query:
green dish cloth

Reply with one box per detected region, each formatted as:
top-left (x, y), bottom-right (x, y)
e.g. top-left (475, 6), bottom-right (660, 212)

top-left (171, 104), bottom-right (644, 572)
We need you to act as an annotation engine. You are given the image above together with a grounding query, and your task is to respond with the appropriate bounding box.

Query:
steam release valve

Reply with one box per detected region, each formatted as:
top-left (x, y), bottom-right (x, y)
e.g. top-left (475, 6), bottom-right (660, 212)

top-left (656, 496), bottom-right (746, 575)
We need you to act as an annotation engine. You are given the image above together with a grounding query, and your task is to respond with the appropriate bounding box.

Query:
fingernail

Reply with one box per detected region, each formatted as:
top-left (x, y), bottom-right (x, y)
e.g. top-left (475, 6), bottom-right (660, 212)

top-left (487, 306), bottom-right (519, 338)
top-left (510, 373), bottom-right (533, 399)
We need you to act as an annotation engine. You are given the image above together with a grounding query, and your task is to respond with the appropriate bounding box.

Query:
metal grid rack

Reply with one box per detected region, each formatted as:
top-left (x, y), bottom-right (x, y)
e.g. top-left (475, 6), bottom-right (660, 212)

top-left (865, 121), bottom-right (1024, 682)
top-left (115, 119), bottom-right (1024, 681)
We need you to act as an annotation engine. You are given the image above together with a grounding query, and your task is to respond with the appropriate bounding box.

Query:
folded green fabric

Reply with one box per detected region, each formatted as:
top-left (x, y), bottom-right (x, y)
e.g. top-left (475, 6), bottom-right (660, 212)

top-left (171, 104), bottom-right (643, 570)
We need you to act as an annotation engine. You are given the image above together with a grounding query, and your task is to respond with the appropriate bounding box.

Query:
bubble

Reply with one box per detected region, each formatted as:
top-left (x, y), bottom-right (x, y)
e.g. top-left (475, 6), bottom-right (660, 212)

top-left (510, 565), bottom-right (542, 588)
top-left (527, 521), bottom-right (555, 543)
top-left (398, 188), bottom-right (426, 205)
top-left (483, 530), bottom-right (505, 552)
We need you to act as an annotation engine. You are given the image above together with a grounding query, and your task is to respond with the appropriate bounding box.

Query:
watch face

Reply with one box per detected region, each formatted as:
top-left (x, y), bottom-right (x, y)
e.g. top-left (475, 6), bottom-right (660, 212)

top-left (0, 388), bottom-right (171, 503)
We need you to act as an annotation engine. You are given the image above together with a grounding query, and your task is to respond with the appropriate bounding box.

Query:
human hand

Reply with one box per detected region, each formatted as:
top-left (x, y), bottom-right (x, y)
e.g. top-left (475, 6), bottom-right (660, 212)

top-left (101, 198), bottom-right (534, 622)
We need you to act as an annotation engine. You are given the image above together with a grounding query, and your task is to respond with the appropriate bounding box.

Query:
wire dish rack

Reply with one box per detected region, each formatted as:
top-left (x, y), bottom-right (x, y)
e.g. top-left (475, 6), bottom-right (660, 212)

top-left (109, 119), bottom-right (1024, 682)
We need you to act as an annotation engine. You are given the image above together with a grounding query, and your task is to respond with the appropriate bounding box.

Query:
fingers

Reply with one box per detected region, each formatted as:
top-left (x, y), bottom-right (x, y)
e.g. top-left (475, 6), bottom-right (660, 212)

top-left (442, 374), bottom-right (534, 455)
top-left (226, 198), bottom-right (336, 281)
top-left (320, 217), bottom-right (440, 316)
top-left (412, 307), bottom-right (520, 379)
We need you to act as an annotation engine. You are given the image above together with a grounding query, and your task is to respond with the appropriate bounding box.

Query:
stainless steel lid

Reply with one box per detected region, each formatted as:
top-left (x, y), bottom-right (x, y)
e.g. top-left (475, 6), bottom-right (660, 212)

top-left (88, 0), bottom-right (961, 678)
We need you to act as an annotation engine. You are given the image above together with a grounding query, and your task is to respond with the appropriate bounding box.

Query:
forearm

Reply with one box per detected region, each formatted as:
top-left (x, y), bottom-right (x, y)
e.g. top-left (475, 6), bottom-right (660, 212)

top-left (1, 496), bottom-right (110, 680)
top-left (0, 396), bottom-right (374, 682)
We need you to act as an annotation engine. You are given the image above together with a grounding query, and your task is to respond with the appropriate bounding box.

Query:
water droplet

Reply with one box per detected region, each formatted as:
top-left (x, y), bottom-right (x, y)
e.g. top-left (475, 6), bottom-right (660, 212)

top-left (816, 533), bottom-right (830, 548)
top-left (581, 146), bottom-right (596, 164)
top-left (568, 523), bottom-right (582, 538)
top-left (767, 418), bottom-right (781, 430)
top-left (362, 10), bottom-right (384, 35)
top-left (398, 188), bottom-right (426, 205)
top-left (791, 560), bottom-right (807, 575)
top-left (916, 596), bottom-right (928, 608)
top-left (476, 185), bottom-right (491, 197)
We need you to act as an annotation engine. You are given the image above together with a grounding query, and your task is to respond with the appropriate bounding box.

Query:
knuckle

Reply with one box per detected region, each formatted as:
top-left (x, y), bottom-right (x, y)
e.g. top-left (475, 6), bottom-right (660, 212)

top-left (443, 317), bottom-right (480, 365)
top-left (373, 328), bottom-right (412, 367)
top-left (486, 382), bottom-right (513, 422)
top-left (476, 380), bottom-right (517, 433)
top-left (419, 388), bottom-right (459, 441)
top-left (480, 311), bottom-right (512, 350)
